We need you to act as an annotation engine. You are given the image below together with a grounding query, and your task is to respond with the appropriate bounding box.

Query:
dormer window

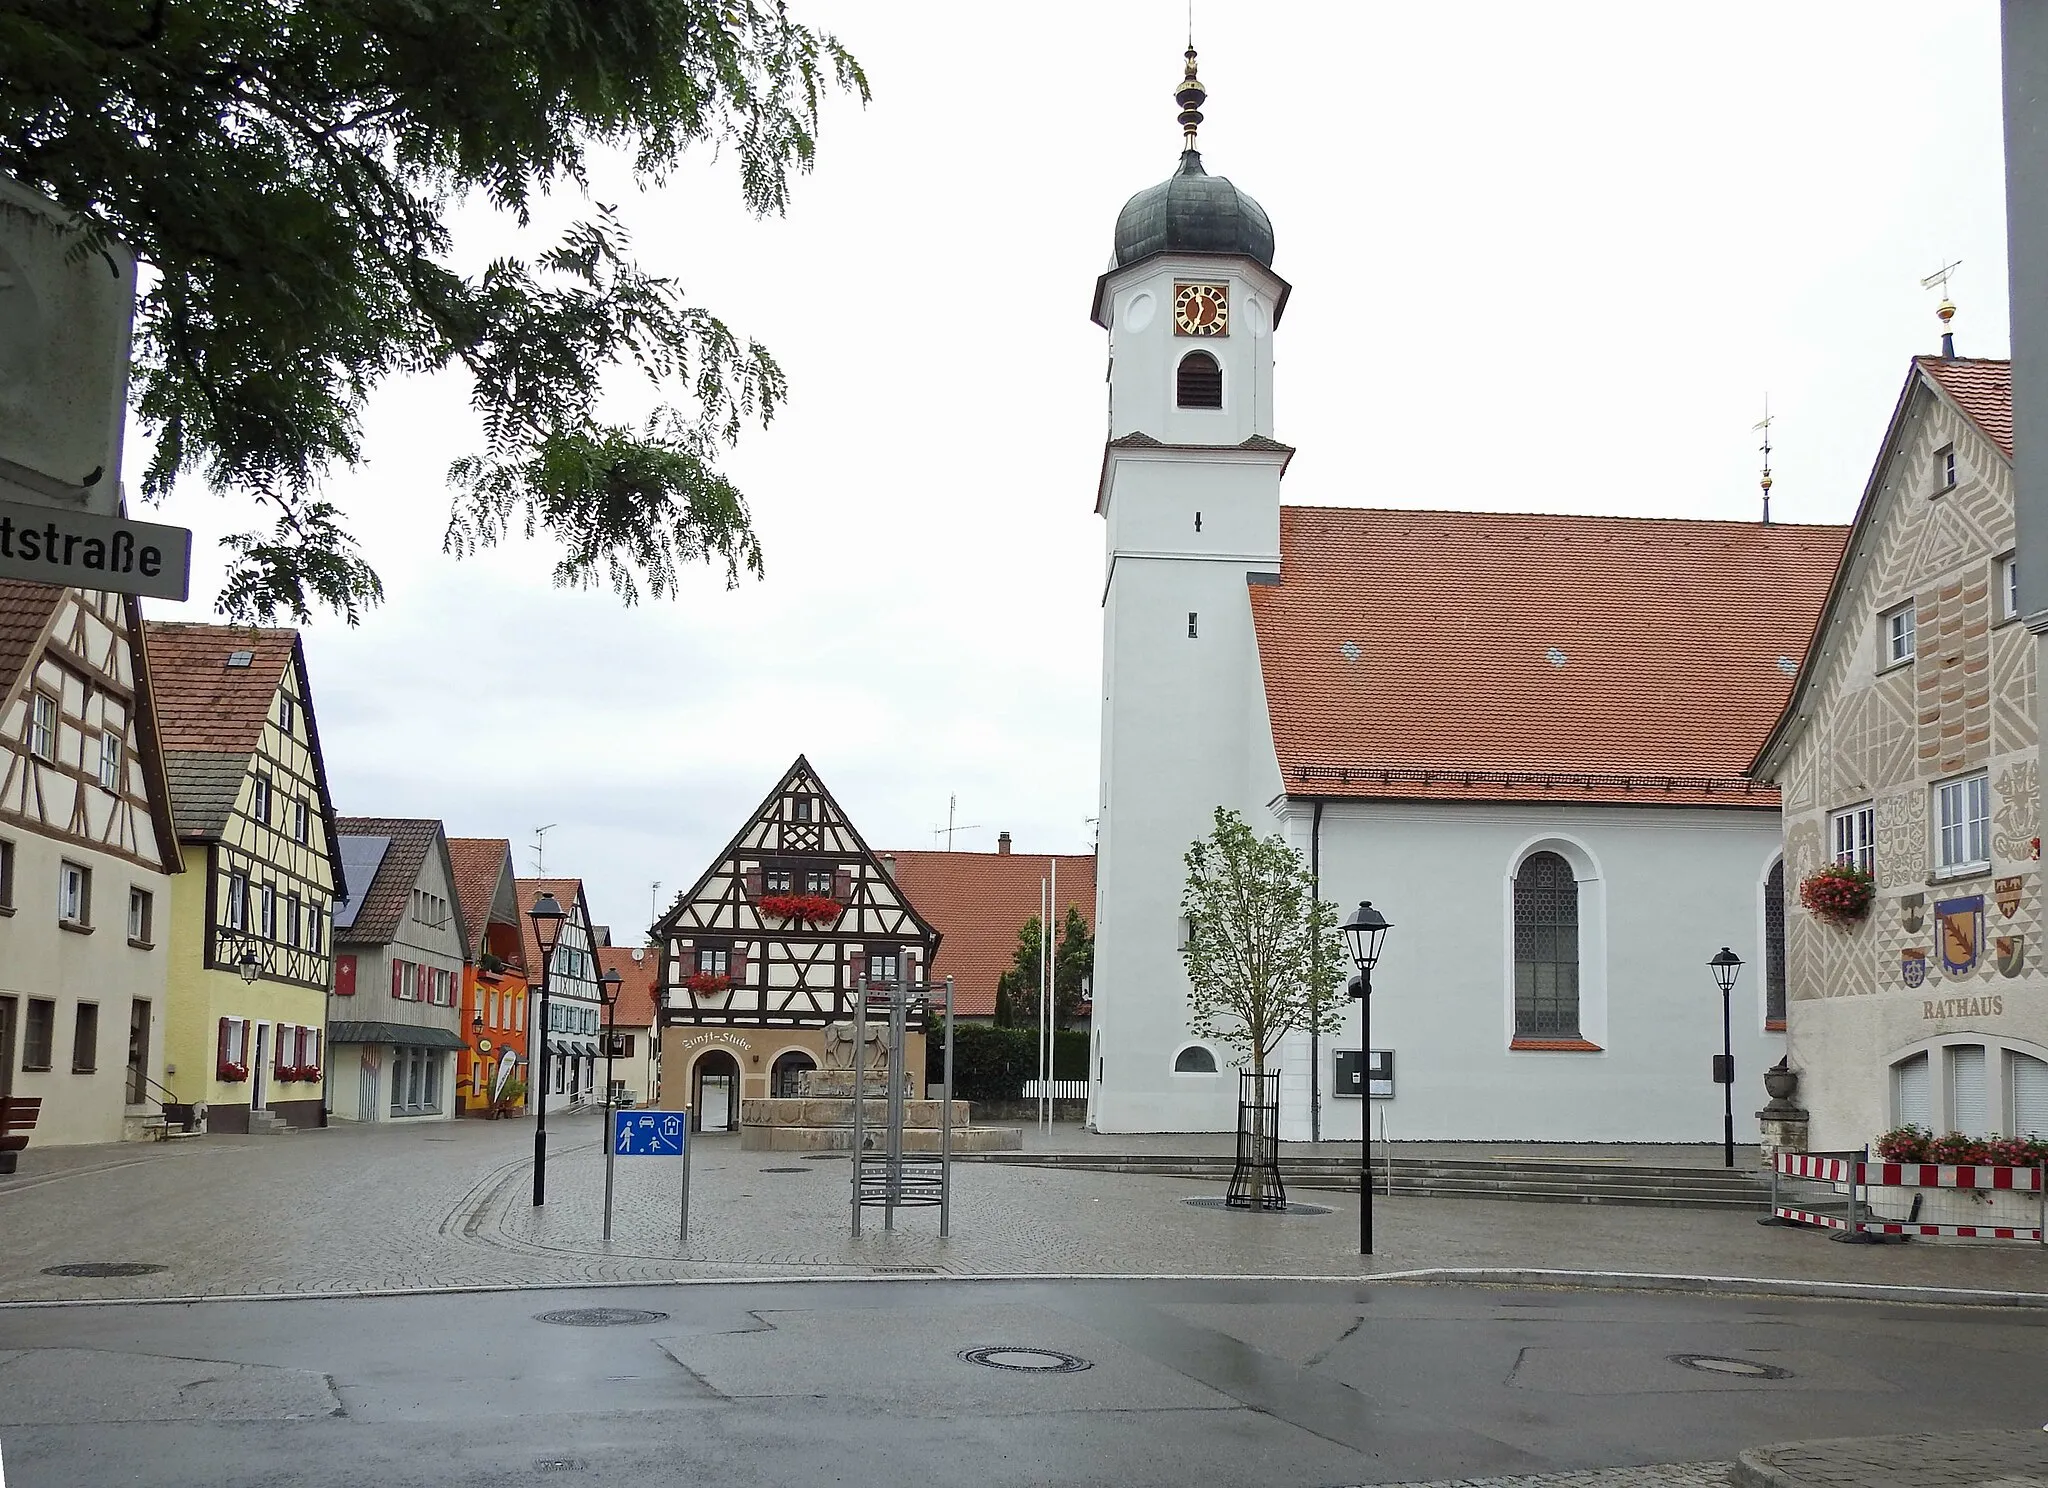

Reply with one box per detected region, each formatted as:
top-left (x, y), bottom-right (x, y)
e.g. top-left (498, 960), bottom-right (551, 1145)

top-left (1176, 351), bottom-right (1222, 409)
top-left (1884, 603), bottom-right (1916, 666)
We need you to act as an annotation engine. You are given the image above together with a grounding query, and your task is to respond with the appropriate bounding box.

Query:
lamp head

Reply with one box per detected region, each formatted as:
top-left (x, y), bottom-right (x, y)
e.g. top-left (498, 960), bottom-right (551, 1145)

top-left (236, 944), bottom-right (262, 985)
top-left (598, 967), bottom-right (623, 1010)
top-left (1340, 900), bottom-right (1392, 975)
top-left (1708, 946), bottom-right (1744, 994)
top-left (527, 891), bottom-right (567, 957)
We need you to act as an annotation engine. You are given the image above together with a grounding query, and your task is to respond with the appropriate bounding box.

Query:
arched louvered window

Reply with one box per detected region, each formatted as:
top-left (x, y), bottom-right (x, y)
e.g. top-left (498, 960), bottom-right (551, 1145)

top-left (1176, 351), bottom-right (1222, 409)
top-left (1513, 852), bottom-right (1580, 1037)
top-left (1765, 858), bottom-right (1787, 1027)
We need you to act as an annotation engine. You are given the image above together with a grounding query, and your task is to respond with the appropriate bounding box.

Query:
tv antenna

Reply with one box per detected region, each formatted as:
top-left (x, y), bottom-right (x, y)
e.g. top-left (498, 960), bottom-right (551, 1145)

top-left (530, 823), bottom-right (557, 875)
top-left (1753, 395), bottom-right (1774, 525)
top-left (933, 793), bottom-right (982, 851)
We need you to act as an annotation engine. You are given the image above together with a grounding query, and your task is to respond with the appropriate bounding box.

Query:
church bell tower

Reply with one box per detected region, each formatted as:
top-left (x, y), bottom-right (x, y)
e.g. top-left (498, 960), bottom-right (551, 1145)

top-left (1089, 50), bottom-right (1294, 1133)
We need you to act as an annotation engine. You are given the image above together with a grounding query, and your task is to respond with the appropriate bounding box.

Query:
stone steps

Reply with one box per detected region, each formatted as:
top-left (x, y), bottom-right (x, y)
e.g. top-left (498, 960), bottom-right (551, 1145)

top-left (246, 1111), bottom-right (294, 1136)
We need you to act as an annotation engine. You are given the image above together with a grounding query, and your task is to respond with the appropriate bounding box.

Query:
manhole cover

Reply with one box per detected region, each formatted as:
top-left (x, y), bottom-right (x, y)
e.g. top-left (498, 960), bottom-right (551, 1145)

top-left (533, 1457), bottom-right (584, 1472)
top-left (1181, 1197), bottom-right (1333, 1215)
top-left (41, 1262), bottom-right (167, 1278)
top-left (759, 1166), bottom-right (812, 1174)
top-left (1668, 1353), bottom-right (1793, 1379)
top-left (959, 1345), bottom-right (1092, 1373)
top-left (534, 1307), bottom-right (669, 1328)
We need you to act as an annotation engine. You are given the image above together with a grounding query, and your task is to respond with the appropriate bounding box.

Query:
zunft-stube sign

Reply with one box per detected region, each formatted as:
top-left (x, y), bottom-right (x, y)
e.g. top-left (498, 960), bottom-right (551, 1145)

top-left (0, 497), bottom-right (191, 601)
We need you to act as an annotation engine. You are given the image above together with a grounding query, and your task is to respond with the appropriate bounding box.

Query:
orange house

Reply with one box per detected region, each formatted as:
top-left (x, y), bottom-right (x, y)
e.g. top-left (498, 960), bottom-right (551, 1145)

top-left (448, 838), bottom-right (531, 1114)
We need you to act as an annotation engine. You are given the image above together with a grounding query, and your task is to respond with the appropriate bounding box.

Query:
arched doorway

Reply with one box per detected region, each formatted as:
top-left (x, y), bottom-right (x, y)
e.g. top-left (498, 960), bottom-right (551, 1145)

top-left (692, 1049), bottom-right (742, 1132)
top-left (771, 1050), bottom-right (816, 1099)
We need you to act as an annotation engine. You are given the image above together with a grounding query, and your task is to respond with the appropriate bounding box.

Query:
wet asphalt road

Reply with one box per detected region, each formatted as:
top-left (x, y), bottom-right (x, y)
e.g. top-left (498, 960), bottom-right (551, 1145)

top-left (0, 1277), bottom-right (2043, 1487)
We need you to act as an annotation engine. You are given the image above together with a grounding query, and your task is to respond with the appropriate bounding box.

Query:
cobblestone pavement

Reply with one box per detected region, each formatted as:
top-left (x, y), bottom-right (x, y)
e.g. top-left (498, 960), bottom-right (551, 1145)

top-left (1360, 1471), bottom-right (1732, 1488)
top-left (2, 1116), bottom-right (2046, 1301)
top-left (1731, 1429), bottom-right (2048, 1486)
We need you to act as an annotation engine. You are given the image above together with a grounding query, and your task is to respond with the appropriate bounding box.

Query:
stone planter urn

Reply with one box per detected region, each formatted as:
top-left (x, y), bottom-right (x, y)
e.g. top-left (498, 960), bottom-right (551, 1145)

top-left (1756, 1059), bottom-right (1809, 1163)
top-left (1762, 1061), bottom-right (1799, 1103)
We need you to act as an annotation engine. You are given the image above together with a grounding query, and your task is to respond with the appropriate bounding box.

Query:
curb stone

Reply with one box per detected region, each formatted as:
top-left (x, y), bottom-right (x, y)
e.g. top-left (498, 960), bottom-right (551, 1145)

top-left (1730, 1429), bottom-right (2048, 1487)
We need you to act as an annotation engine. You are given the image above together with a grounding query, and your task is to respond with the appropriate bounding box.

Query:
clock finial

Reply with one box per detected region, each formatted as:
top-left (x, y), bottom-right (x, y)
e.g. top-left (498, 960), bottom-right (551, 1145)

top-left (1176, 46), bottom-right (1206, 161)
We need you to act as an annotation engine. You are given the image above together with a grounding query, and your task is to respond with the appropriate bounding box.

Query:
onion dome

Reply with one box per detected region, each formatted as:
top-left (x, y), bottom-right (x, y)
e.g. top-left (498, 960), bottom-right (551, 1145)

top-left (1111, 48), bottom-right (1275, 270)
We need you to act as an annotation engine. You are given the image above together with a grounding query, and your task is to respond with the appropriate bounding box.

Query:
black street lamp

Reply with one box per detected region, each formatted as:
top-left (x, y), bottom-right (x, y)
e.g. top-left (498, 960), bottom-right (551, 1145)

top-left (1340, 899), bottom-right (1392, 1256)
top-left (1708, 947), bottom-right (1744, 1169)
top-left (598, 965), bottom-right (624, 1242)
top-left (236, 943), bottom-right (263, 985)
top-left (527, 891), bottom-right (567, 1206)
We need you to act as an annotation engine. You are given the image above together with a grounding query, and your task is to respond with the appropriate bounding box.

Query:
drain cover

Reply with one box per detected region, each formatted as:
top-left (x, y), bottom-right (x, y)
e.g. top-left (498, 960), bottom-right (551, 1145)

top-left (534, 1307), bottom-right (669, 1328)
top-left (960, 1345), bottom-right (1092, 1373)
top-left (1182, 1197), bottom-right (1333, 1215)
top-left (533, 1457), bottom-right (584, 1472)
top-left (1669, 1353), bottom-right (1793, 1379)
top-left (41, 1262), bottom-right (167, 1278)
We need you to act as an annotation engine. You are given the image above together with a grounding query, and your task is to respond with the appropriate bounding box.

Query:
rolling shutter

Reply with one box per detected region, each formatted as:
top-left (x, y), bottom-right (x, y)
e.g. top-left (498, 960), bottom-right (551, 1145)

top-left (1891, 1052), bottom-right (1930, 1129)
top-left (1949, 1045), bottom-right (1990, 1135)
top-left (2014, 1053), bottom-right (2048, 1138)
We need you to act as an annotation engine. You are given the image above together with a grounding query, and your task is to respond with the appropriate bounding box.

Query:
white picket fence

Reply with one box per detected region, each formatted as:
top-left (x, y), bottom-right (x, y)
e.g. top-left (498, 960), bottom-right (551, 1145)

top-left (1021, 1079), bottom-right (1089, 1101)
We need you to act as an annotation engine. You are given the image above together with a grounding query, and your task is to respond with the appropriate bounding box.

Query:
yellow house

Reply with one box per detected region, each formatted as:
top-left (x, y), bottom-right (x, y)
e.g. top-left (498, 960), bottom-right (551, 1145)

top-left (145, 623), bottom-right (344, 1133)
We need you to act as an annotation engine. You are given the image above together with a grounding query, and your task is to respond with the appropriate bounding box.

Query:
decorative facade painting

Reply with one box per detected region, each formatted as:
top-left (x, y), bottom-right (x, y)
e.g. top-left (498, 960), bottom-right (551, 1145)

top-left (1936, 895), bottom-right (1983, 977)
top-left (1997, 935), bottom-right (2025, 978)
top-left (1901, 948), bottom-right (1927, 988)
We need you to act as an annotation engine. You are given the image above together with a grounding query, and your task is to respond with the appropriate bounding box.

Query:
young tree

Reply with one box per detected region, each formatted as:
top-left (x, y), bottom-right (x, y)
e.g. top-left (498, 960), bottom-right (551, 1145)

top-left (996, 905), bottom-right (1093, 1032)
top-left (1180, 807), bottom-right (1346, 1081)
top-left (1, 2), bottom-right (867, 623)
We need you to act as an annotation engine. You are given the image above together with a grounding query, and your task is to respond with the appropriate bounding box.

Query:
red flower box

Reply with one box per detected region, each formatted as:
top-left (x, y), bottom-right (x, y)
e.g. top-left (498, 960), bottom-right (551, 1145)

top-left (756, 893), bottom-right (842, 926)
top-left (1797, 862), bottom-right (1874, 925)
top-left (683, 971), bottom-right (732, 994)
top-left (1876, 1125), bottom-right (2048, 1166)
top-left (217, 1060), bottom-right (248, 1083)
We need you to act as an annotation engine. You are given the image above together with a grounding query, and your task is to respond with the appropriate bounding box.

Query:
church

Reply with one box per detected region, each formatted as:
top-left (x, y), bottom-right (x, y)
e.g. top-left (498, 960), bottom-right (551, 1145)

top-left (1085, 51), bottom-right (1849, 1141)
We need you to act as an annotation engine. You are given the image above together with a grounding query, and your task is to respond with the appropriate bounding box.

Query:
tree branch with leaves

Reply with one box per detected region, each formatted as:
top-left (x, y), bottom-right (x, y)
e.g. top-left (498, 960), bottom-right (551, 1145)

top-left (1, 0), bottom-right (867, 623)
top-left (1180, 807), bottom-right (1346, 1079)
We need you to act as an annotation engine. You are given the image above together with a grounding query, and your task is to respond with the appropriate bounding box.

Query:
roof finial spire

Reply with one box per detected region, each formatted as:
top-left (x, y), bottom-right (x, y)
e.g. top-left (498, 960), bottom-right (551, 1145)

top-left (1921, 259), bottom-right (1962, 359)
top-left (1753, 395), bottom-right (1775, 525)
top-left (1176, 43), bottom-right (1206, 159)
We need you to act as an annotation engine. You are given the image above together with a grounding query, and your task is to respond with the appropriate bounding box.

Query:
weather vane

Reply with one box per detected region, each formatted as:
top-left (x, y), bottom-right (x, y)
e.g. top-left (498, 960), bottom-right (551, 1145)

top-left (1753, 396), bottom-right (1774, 525)
top-left (1921, 260), bottom-right (1961, 356)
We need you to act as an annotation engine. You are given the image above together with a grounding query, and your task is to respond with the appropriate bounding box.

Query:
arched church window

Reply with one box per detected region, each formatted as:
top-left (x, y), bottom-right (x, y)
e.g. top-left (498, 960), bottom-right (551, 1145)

top-left (1764, 858), bottom-right (1787, 1027)
top-left (1173, 1044), bottom-right (1218, 1074)
top-left (1176, 351), bottom-right (1222, 409)
top-left (1512, 852), bottom-right (1580, 1037)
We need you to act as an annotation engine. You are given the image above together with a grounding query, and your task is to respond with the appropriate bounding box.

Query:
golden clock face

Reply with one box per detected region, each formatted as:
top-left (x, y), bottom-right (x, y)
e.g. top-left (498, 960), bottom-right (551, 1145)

top-left (1174, 282), bottom-right (1229, 337)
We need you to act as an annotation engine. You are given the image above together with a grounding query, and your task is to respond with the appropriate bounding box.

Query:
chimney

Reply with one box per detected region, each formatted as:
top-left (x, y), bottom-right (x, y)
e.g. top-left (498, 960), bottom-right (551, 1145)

top-left (997, 831), bottom-right (1012, 855)
top-left (881, 852), bottom-right (897, 876)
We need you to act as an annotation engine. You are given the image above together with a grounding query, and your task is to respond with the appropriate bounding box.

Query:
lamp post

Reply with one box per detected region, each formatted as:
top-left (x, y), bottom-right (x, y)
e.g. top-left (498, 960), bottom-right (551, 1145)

top-left (1708, 948), bottom-right (1743, 1169)
top-left (1340, 899), bottom-right (1392, 1257)
top-left (598, 965), bottom-right (623, 1242)
top-left (471, 1009), bottom-right (485, 1110)
top-left (527, 892), bottom-right (567, 1206)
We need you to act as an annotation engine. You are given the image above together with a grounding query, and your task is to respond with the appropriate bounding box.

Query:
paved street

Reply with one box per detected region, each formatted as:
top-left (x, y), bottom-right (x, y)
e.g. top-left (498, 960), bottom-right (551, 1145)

top-left (3, 1118), bottom-right (2047, 1302)
top-left (2, 1277), bottom-right (2045, 1487)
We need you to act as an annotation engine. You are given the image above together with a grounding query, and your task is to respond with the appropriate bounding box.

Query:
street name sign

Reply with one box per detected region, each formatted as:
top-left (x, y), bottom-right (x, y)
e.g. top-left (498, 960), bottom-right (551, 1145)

top-left (0, 496), bottom-right (191, 601)
top-left (614, 1110), bottom-right (686, 1157)
top-left (0, 175), bottom-right (136, 517)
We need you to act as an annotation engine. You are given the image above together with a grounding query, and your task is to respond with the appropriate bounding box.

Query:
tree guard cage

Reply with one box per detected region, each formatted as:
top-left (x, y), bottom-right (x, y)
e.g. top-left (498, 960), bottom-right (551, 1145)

top-left (1227, 1071), bottom-right (1286, 1210)
top-left (850, 969), bottom-right (954, 1237)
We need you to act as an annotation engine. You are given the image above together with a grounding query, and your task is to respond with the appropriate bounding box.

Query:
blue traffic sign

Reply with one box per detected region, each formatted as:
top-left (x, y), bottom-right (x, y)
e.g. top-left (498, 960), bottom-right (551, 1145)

top-left (614, 1110), bottom-right (686, 1157)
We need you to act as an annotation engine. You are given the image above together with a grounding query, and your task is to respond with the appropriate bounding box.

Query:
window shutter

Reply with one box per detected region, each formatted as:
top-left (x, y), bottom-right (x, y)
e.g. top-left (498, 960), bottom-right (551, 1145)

top-left (905, 948), bottom-right (920, 986)
top-left (274, 1028), bottom-right (288, 1076)
top-left (832, 867), bottom-right (852, 901)
top-left (730, 947), bottom-right (748, 985)
top-left (392, 961), bottom-right (404, 999)
top-left (217, 1016), bottom-right (230, 1071)
top-left (309, 1031), bottom-right (321, 1070)
top-left (335, 954), bottom-right (356, 996)
top-left (849, 949), bottom-right (866, 986)
top-left (741, 867), bottom-right (762, 899)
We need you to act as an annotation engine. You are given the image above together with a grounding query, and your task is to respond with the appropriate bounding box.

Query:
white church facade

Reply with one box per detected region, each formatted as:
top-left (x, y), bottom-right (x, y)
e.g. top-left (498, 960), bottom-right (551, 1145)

top-left (1085, 52), bottom-right (1849, 1141)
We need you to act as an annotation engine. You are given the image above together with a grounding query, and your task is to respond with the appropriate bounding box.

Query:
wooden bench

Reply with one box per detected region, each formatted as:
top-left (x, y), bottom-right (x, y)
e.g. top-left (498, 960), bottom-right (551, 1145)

top-left (0, 1096), bottom-right (43, 1174)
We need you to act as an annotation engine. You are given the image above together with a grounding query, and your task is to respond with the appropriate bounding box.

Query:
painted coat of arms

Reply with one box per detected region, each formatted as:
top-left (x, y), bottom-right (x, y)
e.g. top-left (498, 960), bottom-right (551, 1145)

top-left (1996, 876), bottom-right (2023, 918)
top-left (1936, 895), bottom-right (1984, 977)
top-left (1900, 893), bottom-right (1926, 933)
top-left (1997, 935), bottom-right (2026, 978)
top-left (1901, 948), bottom-right (1927, 988)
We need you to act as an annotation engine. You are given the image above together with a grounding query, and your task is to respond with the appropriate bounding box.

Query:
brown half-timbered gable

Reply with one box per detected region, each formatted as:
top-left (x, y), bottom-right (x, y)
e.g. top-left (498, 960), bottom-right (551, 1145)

top-left (655, 756), bottom-right (941, 1029)
top-left (0, 584), bottom-right (180, 873)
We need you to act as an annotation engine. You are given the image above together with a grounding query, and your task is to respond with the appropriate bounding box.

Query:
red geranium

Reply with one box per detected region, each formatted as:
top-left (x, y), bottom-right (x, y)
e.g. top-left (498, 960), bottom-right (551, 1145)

top-left (1797, 863), bottom-right (1874, 925)
top-left (217, 1060), bottom-right (248, 1082)
top-left (683, 971), bottom-right (732, 994)
top-left (1875, 1124), bottom-right (2048, 1166)
top-left (756, 893), bottom-right (842, 926)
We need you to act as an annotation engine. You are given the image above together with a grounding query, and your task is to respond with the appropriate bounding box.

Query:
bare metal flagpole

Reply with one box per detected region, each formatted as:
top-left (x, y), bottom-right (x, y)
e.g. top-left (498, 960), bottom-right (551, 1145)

top-left (1047, 857), bottom-right (1058, 1131)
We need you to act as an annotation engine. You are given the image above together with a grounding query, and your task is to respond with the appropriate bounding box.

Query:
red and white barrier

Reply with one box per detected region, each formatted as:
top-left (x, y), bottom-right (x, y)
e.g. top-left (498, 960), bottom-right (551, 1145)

top-left (1767, 1150), bottom-right (2048, 1243)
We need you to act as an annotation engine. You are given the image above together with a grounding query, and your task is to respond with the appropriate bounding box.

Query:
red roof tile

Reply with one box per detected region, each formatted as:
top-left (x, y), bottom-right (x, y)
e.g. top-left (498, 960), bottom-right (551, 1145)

top-left (1917, 356), bottom-right (2013, 457)
top-left (514, 876), bottom-right (589, 974)
top-left (142, 621), bottom-right (297, 754)
top-left (448, 838), bottom-right (517, 961)
top-left (882, 848), bottom-right (1096, 1017)
top-left (597, 945), bottom-right (660, 1029)
top-left (0, 582), bottom-right (61, 706)
top-left (1250, 508), bottom-right (1847, 805)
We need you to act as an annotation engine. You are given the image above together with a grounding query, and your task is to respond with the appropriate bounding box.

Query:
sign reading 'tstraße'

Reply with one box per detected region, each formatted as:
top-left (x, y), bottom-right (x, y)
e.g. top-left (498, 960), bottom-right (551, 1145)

top-left (0, 496), bottom-right (190, 600)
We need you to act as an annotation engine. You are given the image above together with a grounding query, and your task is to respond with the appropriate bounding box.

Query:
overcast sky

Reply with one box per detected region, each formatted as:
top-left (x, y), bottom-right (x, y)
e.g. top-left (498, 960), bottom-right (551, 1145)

top-left (137, 1), bottom-right (2009, 940)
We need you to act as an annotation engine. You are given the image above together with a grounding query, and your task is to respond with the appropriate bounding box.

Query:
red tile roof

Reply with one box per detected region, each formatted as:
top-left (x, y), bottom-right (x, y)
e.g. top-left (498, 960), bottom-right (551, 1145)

top-left (514, 876), bottom-right (590, 974)
top-left (1917, 356), bottom-right (2013, 457)
top-left (447, 838), bottom-right (517, 961)
top-left (0, 582), bottom-right (61, 706)
top-left (1250, 508), bottom-right (1847, 805)
top-left (598, 945), bottom-right (660, 1030)
top-left (142, 621), bottom-right (298, 754)
top-left (882, 848), bottom-right (1096, 1017)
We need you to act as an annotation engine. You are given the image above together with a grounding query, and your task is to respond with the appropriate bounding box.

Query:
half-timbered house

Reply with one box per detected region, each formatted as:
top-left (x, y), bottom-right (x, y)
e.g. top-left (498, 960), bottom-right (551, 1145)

top-left (328, 817), bottom-right (470, 1122)
top-left (145, 622), bottom-right (344, 1133)
top-left (654, 757), bottom-right (941, 1131)
top-left (0, 583), bottom-right (182, 1147)
top-left (516, 876), bottom-right (602, 1113)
